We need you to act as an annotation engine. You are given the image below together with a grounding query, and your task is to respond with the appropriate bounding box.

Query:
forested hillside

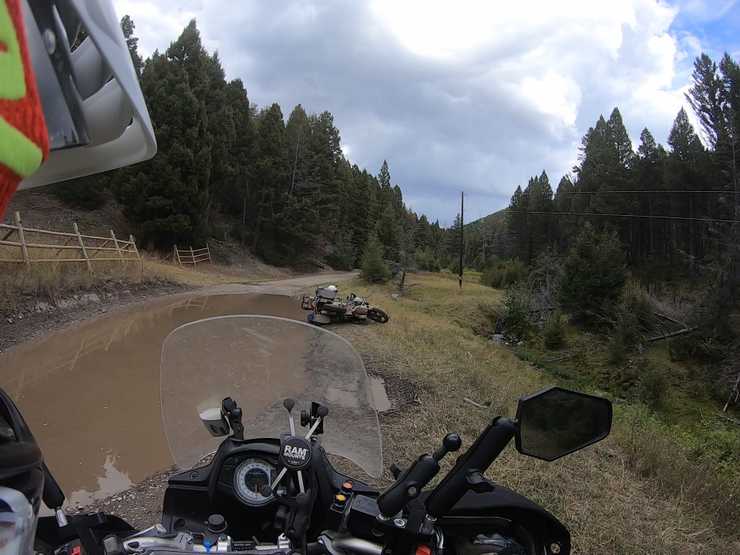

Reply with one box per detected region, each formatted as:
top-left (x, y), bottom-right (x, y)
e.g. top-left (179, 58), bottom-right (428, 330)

top-left (57, 19), bottom-right (456, 270)
top-left (466, 52), bottom-right (740, 283)
top-left (467, 51), bottom-right (740, 458)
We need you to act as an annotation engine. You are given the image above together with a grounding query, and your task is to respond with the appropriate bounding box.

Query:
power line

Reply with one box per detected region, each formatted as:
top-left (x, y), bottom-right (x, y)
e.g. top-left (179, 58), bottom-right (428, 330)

top-left (509, 210), bottom-right (740, 224)
top-left (560, 189), bottom-right (736, 194)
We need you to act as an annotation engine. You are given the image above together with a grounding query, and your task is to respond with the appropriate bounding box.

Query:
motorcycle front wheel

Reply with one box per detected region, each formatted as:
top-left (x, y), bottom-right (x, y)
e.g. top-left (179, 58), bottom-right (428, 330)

top-left (367, 308), bottom-right (389, 323)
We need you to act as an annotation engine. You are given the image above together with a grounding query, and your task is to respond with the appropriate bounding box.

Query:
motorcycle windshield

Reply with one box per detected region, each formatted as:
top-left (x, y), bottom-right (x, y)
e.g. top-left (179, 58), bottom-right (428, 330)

top-left (160, 315), bottom-right (382, 478)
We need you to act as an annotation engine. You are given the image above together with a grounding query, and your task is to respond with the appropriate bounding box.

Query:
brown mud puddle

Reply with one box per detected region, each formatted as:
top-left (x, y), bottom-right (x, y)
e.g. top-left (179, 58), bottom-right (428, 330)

top-left (0, 293), bottom-right (303, 508)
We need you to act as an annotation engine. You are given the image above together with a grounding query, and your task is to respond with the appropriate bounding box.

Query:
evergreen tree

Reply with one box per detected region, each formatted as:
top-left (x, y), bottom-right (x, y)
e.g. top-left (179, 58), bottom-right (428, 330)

top-left (120, 15), bottom-right (143, 77)
top-left (553, 175), bottom-right (575, 249)
top-left (252, 103), bottom-right (288, 255)
top-left (635, 128), bottom-right (666, 259)
top-left (377, 204), bottom-right (401, 260)
top-left (360, 234), bottom-right (390, 283)
top-left (507, 186), bottom-right (529, 262)
top-left (115, 42), bottom-right (211, 248)
top-left (105, 19), bottom-right (458, 267)
top-left (525, 171), bottom-right (554, 263)
top-left (559, 224), bottom-right (627, 324)
top-left (667, 108), bottom-right (709, 263)
top-left (286, 104), bottom-right (310, 195)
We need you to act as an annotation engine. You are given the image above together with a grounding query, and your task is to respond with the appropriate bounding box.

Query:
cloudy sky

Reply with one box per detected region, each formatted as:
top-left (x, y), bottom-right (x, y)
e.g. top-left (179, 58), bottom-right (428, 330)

top-left (113, 0), bottom-right (740, 224)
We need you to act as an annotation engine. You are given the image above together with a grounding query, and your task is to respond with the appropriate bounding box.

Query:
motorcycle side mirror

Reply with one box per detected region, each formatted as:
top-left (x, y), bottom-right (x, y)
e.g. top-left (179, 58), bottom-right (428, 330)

top-left (515, 386), bottom-right (612, 461)
top-left (199, 407), bottom-right (230, 437)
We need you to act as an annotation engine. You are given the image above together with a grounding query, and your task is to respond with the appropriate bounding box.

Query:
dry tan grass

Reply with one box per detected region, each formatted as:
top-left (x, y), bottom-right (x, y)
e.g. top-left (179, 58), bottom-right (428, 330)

top-left (335, 273), bottom-right (739, 555)
top-left (0, 241), bottom-right (291, 312)
top-left (0, 247), bottom-right (148, 311)
top-left (141, 257), bottom-right (251, 286)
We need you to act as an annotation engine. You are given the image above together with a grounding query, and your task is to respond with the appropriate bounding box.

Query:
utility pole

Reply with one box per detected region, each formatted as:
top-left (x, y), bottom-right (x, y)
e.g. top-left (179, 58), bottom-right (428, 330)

top-left (459, 191), bottom-right (464, 289)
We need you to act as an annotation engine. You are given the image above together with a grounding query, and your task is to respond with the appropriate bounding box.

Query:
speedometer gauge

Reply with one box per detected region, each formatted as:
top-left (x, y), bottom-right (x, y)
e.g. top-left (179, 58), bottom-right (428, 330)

top-left (233, 458), bottom-right (275, 506)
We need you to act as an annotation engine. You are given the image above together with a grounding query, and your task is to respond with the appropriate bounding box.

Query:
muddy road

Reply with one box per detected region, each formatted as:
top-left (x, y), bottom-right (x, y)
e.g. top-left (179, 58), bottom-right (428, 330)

top-left (0, 272), bottom-right (356, 508)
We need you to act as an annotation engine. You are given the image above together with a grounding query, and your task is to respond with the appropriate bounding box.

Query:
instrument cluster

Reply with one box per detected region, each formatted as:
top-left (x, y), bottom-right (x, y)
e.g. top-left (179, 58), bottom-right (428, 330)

top-left (220, 454), bottom-right (278, 507)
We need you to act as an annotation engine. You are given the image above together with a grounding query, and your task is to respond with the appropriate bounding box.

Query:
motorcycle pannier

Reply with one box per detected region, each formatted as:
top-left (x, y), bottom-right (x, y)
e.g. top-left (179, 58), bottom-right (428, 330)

top-left (316, 287), bottom-right (338, 300)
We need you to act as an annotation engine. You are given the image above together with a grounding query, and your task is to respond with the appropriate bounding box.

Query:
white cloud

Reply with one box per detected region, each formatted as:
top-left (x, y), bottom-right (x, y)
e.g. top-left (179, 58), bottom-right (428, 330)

top-left (113, 0), bottom-right (699, 220)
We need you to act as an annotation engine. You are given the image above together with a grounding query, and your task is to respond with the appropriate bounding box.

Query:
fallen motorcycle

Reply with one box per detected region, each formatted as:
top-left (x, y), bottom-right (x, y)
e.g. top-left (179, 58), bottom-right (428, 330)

top-left (301, 286), bottom-right (389, 325)
top-left (2, 315), bottom-right (612, 555)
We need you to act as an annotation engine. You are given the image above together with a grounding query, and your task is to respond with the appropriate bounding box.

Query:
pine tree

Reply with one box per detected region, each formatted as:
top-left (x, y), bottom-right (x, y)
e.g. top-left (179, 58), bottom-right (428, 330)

top-left (115, 41), bottom-right (210, 248)
top-left (415, 214), bottom-right (432, 250)
top-left (286, 105), bottom-right (309, 195)
top-left (361, 234), bottom-right (390, 283)
top-left (507, 186), bottom-right (529, 263)
top-left (108, 18), bottom-right (440, 267)
top-left (120, 15), bottom-right (143, 77)
top-left (635, 128), bottom-right (665, 259)
top-left (377, 204), bottom-right (401, 260)
top-left (553, 175), bottom-right (574, 250)
top-left (252, 103), bottom-right (288, 255)
top-left (667, 108), bottom-right (709, 263)
top-left (686, 54), bottom-right (728, 149)
top-left (559, 224), bottom-right (627, 324)
top-left (526, 171), bottom-right (554, 262)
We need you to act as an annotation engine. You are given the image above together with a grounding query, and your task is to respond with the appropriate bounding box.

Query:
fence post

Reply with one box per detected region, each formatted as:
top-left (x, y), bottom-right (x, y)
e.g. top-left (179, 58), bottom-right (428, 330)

top-left (174, 244), bottom-right (181, 265)
top-left (190, 245), bottom-right (196, 267)
top-left (110, 230), bottom-right (124, 263)
top-left (129, 234), bottom-right (143, 276)
top-left (73, 222), bottom-right (93, 273)
top-left (206, 242), bottom-right (211, 264)
top-left (14, 212), bottom-right (30, 269)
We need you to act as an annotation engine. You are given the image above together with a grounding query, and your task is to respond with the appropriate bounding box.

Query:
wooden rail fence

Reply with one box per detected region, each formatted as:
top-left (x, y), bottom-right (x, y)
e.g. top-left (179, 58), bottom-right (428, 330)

top-left (0, 211), bottom-right (140, 271)
top-left (173, 244), bottom-right (211, 266)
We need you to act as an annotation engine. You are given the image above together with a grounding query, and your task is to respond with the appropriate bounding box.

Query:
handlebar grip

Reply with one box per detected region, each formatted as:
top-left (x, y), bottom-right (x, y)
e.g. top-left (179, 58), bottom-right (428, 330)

top-left (377, 454), bottom-right (439, 517)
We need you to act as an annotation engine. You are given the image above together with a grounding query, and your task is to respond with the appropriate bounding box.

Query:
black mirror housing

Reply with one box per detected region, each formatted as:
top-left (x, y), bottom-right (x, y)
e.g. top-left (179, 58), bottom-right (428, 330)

top-left (515, 386), bottom-right (612, 461)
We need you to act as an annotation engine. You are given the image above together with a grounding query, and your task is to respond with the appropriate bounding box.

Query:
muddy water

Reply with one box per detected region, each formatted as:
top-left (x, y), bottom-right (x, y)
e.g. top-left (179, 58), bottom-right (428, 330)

top-left (369, 376), bottom-right (392, 412)
top-left (0, 293), bottom-right (303, 507)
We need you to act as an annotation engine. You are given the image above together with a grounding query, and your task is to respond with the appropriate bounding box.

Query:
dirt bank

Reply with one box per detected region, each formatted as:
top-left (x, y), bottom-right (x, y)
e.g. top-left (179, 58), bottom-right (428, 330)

top-left (0, 279), bottom-right (188, 353)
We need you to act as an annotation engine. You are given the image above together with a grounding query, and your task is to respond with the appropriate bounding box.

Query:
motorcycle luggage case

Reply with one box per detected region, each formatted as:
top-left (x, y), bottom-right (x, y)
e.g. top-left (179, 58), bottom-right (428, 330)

top-left (315, 287), bottom-right (337, 300)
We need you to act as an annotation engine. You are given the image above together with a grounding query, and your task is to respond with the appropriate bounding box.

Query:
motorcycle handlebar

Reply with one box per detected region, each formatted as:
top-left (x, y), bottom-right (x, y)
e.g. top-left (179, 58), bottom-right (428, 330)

top-left (425, 417), bottom-right (517, 518)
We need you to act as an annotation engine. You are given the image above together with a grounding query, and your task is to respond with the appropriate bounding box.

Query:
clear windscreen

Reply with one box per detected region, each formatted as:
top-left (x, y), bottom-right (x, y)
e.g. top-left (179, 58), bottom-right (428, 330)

top-left (160, 315), bottom-right (382, 478)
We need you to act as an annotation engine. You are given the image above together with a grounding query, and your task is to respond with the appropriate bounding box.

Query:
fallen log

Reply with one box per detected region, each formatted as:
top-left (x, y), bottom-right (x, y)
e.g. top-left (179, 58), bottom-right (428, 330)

top-left (647, 326), bottom-right (698, 342)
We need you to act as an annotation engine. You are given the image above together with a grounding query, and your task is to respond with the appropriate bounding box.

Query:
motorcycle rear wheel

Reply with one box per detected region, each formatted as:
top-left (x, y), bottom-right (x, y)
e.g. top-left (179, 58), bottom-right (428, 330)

top-left (367, 308), bottom-right (389, 323)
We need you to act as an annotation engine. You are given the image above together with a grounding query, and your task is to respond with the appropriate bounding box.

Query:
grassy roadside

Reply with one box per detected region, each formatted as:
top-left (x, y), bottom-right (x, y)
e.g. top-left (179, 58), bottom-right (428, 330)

top-left (334, 273), bottom-right (739, 554)
top-left (0, 251), bottom-right (287, 314)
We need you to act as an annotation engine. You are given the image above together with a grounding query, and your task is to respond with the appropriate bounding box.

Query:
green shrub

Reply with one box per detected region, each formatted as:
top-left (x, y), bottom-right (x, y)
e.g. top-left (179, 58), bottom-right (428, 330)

top-left (559, 224), bottom-right (626, 325)
top-left (481, 258), bottom-right (526, 288)
top-left (415, 248), bottom-right (441, 272)
top-left (636, 363), bottom-right (669, 408)
top-left (501, 281), bottom-right (533, 340)
top-left (52, 175), bottom-right (108, 209)
top-left (621, 281), bottom-right (656, 332)
top-left (326, 234), bottom-right (355, 270)
top-left (543, 310), bottom-right (566, 350)
top-left (607, 307), bottom-right (642, 366)
top-left (670, 269), bottom-right (735, 364)
top-left (360, 234), bottom-right (390, 283)
top-left (607, 333), bottom-right (627, 365)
